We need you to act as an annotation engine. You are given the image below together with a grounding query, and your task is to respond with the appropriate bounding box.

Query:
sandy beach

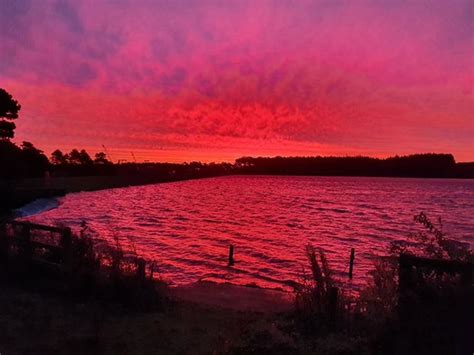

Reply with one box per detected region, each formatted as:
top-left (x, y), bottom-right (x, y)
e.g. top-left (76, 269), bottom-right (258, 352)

top-left (169, 281), bottom-right (294, 313)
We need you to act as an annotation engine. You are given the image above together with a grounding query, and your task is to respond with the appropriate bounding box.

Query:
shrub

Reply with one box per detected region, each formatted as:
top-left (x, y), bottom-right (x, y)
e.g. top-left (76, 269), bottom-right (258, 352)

top-left (391, 212), bottom-right (473, 262)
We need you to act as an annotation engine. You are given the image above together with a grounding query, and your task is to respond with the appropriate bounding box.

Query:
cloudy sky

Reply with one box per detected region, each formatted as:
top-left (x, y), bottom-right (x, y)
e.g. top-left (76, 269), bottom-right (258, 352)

top-left (1, 0), bottom-right (473, 162)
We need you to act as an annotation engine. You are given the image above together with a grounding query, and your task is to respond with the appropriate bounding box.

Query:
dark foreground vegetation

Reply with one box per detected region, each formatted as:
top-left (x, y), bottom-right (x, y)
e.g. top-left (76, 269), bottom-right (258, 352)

top-left (0, 212), bottom-right (472, 354)
top-left (291, 212), bottom-right (473, 354)
top-left (0, 218), bottom-right (288, 354)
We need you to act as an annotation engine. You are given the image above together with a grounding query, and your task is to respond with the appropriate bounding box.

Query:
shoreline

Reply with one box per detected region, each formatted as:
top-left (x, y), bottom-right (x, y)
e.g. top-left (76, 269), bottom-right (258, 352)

top-left (4, 172), bottom-right (473, 220)
top-left (0, 174), bottom-right (218, 220)
top-left (169, 280), bottom-right (294, 313)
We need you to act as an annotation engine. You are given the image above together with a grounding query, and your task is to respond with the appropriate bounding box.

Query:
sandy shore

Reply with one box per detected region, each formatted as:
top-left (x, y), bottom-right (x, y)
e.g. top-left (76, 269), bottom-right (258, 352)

top-left (169, 281), bottom-right (294, 313)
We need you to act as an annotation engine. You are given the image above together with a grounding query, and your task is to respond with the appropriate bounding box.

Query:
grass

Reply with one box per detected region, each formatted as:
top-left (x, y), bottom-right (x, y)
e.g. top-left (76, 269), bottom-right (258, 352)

top-left (294, 245), bottom-right (336, 317)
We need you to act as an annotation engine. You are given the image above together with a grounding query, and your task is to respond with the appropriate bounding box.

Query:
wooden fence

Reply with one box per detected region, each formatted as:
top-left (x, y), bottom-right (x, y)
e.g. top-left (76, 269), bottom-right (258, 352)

top-left (0, 220), bottom-right (72, 271)
top-left (0, 220), bottom-right (151, 282)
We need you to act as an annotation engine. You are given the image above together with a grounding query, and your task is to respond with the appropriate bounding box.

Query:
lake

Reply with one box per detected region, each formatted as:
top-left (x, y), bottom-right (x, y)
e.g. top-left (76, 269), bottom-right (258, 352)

top-left (23, 176), bottom-right (474, 290)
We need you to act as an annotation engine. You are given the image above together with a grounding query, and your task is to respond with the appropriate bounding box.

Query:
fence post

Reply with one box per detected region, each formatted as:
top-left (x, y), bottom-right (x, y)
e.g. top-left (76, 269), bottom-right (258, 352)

top-left (228, 245), bottom-right (234, 266)
top-left (20, 223), bottom-right (32, 264)
top-left (0, 223), bottom-right (8, 264)
top-left (61, 227), bottom-right (72, 274)
top-left (349, 248), bottom-right (355, 279)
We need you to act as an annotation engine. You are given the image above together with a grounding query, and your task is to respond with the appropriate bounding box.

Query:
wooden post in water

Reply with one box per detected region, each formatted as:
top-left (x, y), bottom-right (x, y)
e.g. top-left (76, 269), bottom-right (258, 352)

top-left (228, 245), bottom-right (234, 266)
top-left (349, 248), bottom-right (355, 279)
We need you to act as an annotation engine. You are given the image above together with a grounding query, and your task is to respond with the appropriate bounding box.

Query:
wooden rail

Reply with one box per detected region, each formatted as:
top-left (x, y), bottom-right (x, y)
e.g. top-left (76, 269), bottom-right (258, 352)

top-left (0, 220), bottom-right (149, 281)
top-left (0, 220), bottom-right (72, 269)
top-left (7, 220), bottom-right (68, 234)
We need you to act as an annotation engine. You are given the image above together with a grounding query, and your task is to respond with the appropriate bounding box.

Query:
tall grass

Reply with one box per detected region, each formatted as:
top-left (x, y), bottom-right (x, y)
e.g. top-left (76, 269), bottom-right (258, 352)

top-left (294, 244), bottom-right (337, 317)
top-left (70, 222), bottom-right (165, 308)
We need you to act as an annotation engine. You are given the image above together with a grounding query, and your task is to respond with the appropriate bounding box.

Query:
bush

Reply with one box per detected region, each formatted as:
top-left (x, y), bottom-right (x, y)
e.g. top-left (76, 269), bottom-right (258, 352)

top-left (391, 212), bottom-right (473, 262)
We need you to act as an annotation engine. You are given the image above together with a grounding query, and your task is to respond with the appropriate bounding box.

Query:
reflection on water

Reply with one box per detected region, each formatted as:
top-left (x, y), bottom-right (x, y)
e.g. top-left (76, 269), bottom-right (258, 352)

top-left (25, 176), bottom-right (474, 290)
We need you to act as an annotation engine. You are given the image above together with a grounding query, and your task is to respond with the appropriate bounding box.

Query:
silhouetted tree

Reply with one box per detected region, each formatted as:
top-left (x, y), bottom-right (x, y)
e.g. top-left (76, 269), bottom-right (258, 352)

top-left (50, 149), bottom-right (67, 165)
top-left (67, 149), bottom-right (93, 165)
top-left (79, 149), bottom-right (93, 165)
top-left (0, 140), bottom-right (22, 178)
top-left (94, 151), bottom-right (110, 164)
top-left (20, 141), bottom-right (50, 176)
top-left (66, 149), bottom-right (80, 164)
top-left (0, 88), bottom-right (21, 139)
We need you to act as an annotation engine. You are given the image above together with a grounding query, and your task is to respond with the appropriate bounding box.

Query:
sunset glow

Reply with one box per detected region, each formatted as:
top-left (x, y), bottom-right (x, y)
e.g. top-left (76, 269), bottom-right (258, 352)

top-left (1, 0), bottom-right (473, 162)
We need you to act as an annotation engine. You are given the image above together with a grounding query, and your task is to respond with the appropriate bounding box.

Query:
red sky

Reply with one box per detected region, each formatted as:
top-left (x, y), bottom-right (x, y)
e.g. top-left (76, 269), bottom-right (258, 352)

top-left (1, 0), bottom-right (473, 162)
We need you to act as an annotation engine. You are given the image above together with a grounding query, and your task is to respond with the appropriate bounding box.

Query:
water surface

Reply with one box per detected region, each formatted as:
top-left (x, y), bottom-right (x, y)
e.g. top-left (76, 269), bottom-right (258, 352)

top-left (25, 176), bottom-right (474, 289)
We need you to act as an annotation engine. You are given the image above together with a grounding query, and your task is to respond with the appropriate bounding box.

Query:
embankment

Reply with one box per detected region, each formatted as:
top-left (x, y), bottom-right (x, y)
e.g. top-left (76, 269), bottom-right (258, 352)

top-left (0, 175), bottom-right (197, 218)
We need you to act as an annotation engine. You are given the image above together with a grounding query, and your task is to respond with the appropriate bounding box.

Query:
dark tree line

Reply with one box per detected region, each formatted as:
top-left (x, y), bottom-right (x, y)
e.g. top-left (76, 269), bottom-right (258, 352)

top-left (3, 147), bottom-right (471, 180)
top-left (235, 154), bottom-right (464, 178)
top-left (48, 149), bottom-right (116, 177)
top-left (50, 149), bottom-right (111, 165)
top-left (0, 143), bottom-right (115, 179)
